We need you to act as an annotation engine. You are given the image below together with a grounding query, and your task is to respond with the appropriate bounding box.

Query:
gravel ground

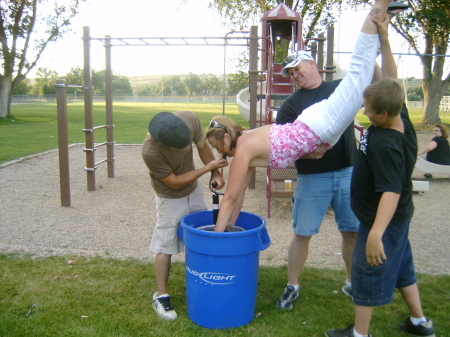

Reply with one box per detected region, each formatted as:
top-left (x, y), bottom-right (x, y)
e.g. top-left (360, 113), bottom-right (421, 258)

top-left (1, 132), bottom-right (449, 275)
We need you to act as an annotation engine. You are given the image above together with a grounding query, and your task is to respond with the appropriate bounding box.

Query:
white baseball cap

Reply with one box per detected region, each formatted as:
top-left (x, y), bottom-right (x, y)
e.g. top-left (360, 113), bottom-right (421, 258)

top-left (281, 51), bottom-right (314, 77)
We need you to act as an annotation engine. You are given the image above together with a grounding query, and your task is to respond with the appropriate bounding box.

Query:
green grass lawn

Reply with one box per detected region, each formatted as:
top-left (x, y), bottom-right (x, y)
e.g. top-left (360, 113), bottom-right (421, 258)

top-left (0, 254), bottom-right (448, 337)
top-left (2, 101), bottom-right (448, 164)
top-left (0, 101), bottom-right (248, 164)
top-left (1, 102), bottom-right (449, 336)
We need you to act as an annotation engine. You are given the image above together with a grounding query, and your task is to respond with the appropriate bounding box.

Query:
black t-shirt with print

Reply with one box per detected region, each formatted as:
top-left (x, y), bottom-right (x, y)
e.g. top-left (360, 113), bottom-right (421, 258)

top-left (351, 105), bottom-right (418, 228)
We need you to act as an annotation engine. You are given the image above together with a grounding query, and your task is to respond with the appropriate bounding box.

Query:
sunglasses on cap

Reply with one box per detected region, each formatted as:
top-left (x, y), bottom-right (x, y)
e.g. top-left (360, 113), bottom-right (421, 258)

top-left (281, 52), bottom-right (313, 67)
top-left (209, 120), bottom-right (227, 131)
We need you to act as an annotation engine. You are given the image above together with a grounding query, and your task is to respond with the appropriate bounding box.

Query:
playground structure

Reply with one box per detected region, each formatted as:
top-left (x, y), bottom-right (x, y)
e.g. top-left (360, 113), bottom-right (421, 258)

top-left (257, 4), bottom-right (342, 217)
top-left (55, 3), bottom-right (348, 215)
top-left (56, 26), bottom-right (260, 206)
top-left (415, 156), bottom-right (450, 177)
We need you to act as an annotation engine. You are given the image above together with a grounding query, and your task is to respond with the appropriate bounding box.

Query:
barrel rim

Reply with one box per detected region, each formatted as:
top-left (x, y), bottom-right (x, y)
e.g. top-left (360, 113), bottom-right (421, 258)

top-left (180, 211), bottom-right (266, 236)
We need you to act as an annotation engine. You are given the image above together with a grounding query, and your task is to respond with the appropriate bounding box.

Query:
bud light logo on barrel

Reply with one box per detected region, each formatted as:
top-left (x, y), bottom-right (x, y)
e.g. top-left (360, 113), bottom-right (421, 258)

top-left (186, 265), bottom-right (236, 285)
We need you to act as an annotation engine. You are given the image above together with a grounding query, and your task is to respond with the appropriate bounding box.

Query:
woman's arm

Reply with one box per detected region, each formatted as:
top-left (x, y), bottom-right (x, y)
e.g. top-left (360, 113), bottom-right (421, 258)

top-left (214, 150), bottom-right (254, 232)
top-left (418, 141), bottom-right (438, 156)
top-left (373, 14), bottom-right (397, 80)
top-left (361, 0), bottom-right (389, 35)
top-left (227, 167), bottom-right (255, 226)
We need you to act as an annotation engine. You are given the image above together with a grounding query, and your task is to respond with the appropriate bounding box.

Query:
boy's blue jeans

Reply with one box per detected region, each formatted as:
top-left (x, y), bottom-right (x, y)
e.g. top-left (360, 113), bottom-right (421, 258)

top-left (351, 219), bottom-right (417, 306)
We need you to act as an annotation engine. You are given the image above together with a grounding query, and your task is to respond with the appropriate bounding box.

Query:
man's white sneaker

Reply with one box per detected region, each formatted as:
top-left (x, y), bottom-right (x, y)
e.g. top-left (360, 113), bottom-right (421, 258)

top-left (152, 293), bottom-right (177, 321)
top-left (276, 285), bottom-right (299, 310)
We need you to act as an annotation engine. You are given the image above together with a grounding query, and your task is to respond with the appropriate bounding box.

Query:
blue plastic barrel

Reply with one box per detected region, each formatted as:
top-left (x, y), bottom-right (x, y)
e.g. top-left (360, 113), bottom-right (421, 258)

top-left (177, 210), bottom-right (270, 329)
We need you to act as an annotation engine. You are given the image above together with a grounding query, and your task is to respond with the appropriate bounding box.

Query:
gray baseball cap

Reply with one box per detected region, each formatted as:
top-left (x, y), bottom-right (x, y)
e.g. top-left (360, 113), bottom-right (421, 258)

top-left (148, 112), bottom-right (191, 149)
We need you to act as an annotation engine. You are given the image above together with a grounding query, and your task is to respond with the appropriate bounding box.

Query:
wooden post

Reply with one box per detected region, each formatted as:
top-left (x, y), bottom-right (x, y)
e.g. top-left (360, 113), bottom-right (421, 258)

top-left (317, 33), bottom-right (325, 74)
top-left (248, 25), bottom-right (259, 189)
top-left (105, 35), bottom-right (115, 178)
top-left (325, 26), bottom-right (336, 82)
top-left (310, 41), bottom-right (317, 63)
top-left (55, 79), bottom-right (71, 207)
top-left (83, 26), bottom-right (96, 191)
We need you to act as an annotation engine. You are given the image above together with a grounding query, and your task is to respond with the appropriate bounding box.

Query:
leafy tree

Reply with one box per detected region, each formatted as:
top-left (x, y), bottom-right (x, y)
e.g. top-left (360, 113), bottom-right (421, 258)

top-left (208, 0), bottom-right (340, 43)
top-left (228, 71), bottom-right (249, 94)
top-left (184, 73), bottom-right (202, 95)
top-left (0, 0), bottom-right (85, 118)
top-left (31, 67), bottom-right (58, 95)
top-left (11, 78), bottom-right (30, 95)
top-left (135, 84), bottom-right (154, 96)
top-left (63, 66), bottom-right (84, 94)
top-left (59, 66), bottom-right (104, 94)
top-left (156, 75), bottom-right (190, 96)
top-left (171, 75), bottom-right (186, 95)
top-left (62, 67), bottom-right (130, 95)
top-left (407, 86), bottom-right (424, 101)
top-left (209, 0), bottom-right (345, 63)
top-left (383, 0), bottom-right (450, 123)
top-left (112, 75), bottom-right (132, 95)
top-left (201, 75), bottom-right (222, 93)
top-left (159, 75), bottom-right (173, 96)
top-left (226, 51), bottom-right (253, 94)
top-left (92, 69), bottom-right (106, 94)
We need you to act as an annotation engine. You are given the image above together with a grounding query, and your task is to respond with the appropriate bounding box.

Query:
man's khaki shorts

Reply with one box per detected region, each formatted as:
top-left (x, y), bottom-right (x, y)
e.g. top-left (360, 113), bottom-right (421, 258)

top-left (149, 182), bottom-right (208, 255)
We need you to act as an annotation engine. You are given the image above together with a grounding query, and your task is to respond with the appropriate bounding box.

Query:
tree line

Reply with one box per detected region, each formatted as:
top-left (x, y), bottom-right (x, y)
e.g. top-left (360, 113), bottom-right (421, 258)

top-left (10, 67), bottom-right (133, 96)
top-left (12, 65), bottom-right (440, 104)
top-left (132, 72), bottom-right (248, 96)
top-left (10, 67), bottom-right (249, 97)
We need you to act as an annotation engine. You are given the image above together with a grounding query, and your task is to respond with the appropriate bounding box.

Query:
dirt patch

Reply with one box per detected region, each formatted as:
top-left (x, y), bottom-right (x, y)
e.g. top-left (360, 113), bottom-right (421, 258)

top-left (1, 132), bottom-right (448, 275)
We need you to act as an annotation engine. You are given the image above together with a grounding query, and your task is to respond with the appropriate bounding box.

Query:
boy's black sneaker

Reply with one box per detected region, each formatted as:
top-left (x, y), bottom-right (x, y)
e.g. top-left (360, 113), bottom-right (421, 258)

top-left (387, 1), bottom-right (409, 15)
top-left (400, 318), bottom-right (435, 337)
top-left (326, 324), bottom-right (372, 337)
top-left (388, 1), bottom-right (409, 11)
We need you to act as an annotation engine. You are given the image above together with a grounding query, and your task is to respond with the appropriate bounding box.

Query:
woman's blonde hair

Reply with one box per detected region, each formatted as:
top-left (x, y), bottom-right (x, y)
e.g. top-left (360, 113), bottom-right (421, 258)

top-left (205, 116), bottom-right (245, 150)
top-left (434, 123), bottom-right (448, 139)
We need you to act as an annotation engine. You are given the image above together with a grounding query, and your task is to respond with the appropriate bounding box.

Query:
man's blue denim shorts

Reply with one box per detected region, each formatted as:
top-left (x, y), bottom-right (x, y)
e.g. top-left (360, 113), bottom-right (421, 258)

top-left (351, 219), bottom-right (417, 307)
top-left (291, 166), bottom-right (359, 236)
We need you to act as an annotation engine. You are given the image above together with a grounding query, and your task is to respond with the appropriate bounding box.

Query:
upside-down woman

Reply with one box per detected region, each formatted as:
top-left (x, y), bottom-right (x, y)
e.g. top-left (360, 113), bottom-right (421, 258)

top-left (206, 0), bottom-right (393, 232)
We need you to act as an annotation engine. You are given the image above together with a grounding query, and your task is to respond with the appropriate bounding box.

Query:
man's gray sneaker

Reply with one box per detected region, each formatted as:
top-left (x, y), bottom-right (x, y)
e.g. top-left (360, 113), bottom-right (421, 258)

top-left (276, 285), bottom-right (299, 310)
top-left (152, 292), bottom-right (177, 320)
top-left (400, 318), bottom-right (435, 337)
top-left (342, 281), bottom-right (353, 298)
top-left (326, 324), bottom-right (371, 337)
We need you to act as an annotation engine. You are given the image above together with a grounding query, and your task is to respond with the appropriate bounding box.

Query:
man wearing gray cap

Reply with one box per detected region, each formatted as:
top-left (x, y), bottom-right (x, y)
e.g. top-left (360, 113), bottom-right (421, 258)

top-left (275, 49), bottom-right (361, 309)
top-left (142, 111), bottom-right (227, 320)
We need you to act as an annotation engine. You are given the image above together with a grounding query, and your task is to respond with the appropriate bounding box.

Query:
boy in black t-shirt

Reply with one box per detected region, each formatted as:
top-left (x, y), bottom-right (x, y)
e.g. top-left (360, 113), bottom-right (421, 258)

top-left (326, 10), bottom-right (435, 337)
